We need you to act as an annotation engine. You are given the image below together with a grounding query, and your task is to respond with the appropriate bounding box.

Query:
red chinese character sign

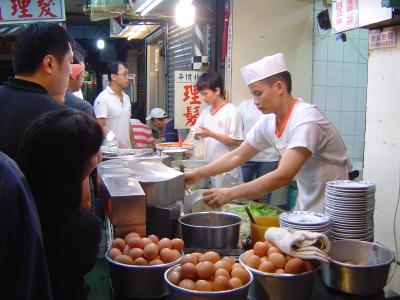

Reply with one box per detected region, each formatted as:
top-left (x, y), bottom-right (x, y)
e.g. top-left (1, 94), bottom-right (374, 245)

top-left (332, 0), bottom-right (359, 33)
top-left (0, 0), bottom-right (65, 25)
top-left (174, 71), bottom-right (206, 129)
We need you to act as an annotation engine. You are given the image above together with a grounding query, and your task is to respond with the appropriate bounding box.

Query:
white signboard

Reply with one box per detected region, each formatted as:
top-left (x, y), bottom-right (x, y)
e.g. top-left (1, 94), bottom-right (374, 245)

top-left (174, 70), bottom-right (206, 129)
top-left (359, 0), bottom-right (392, 28)
top-left (0, 0), bottom-right (65, 25)
top-left (332, 0), bottom-right (359, 33)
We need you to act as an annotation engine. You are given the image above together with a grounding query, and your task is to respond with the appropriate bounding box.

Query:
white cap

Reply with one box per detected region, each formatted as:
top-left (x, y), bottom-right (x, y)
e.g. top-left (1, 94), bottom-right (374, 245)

top-left (146, 108), bottom-right (168, 120)
top-left (240, 53), bottom-right (288, 85)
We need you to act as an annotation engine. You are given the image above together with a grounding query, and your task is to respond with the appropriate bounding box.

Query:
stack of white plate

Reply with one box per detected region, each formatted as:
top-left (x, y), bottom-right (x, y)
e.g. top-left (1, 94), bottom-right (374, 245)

top-left (279, 211), bottom-right (331, 237)
top-left (325, 180), bottom-right (375, 242)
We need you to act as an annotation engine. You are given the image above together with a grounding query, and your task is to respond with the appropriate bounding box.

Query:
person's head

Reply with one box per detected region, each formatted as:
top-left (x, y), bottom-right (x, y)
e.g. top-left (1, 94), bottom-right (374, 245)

top-left (107, 60), bottom-right (129, 89)
top-left (146, 107), bottom-right (168, 130)
top-left (240, 53), bottom-right (292, 114)
top-left (196, 71), bottom-right (224, 105)
top-left (13, 23), bottom-right (74, 96)
top-left (18, 110), bottom-right (103, 224)
top-left (68, 64), bottom-right (84, 92)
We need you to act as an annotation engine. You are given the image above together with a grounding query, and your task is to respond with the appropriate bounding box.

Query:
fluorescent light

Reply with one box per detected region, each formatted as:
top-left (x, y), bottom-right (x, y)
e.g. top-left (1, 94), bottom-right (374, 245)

top-left (141, 0), bottom-right (163, 16)
top-left (97, 39), bottom-right (105, 49)
top-left (176, 0), bottom-right (195, 27)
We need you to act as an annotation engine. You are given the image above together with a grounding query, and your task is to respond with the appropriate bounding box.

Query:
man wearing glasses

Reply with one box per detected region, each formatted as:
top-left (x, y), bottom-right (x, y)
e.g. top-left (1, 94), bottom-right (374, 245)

top-left (94, 61), bottom-right (137, 148)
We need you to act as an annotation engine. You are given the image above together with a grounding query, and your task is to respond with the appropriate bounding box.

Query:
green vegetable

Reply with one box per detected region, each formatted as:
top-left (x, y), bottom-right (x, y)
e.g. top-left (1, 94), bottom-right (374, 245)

top-left (232, 203), bottom-right (280, 218)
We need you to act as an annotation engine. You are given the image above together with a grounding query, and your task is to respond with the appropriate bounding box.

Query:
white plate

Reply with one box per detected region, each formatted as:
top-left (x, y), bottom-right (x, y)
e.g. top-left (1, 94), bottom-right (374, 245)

top-left (279, 211), bottom-right (330, 226)
top-left (326, 180), bottom-right (376, 190)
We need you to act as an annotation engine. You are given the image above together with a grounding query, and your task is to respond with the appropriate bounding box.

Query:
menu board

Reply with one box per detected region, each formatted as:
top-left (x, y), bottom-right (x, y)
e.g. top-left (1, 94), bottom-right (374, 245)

top-left (332, 0), bottom-right (359, 33)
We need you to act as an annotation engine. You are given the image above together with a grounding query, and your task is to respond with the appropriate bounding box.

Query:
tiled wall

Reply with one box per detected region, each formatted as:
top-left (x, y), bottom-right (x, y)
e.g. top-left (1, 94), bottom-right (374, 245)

top-left (312, 0), bottom-right (368, 165)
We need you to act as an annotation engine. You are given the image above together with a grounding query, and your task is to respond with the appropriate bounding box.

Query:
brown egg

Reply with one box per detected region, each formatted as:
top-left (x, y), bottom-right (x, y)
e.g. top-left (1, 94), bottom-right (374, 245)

top-left (304, 260), bottom-right (314, 271)
top-left (124, 232), bottom-right (140, 242)
top-left (127, 236), bottom-right (143, 249)
top-left (264, 240), bottom-right (274, 248)
top-left (147, 234), bottom-right (159, 244)
top-left (199, 251), bottom-right (221, 263)
top-left (171, 238), bottom-right (185, 251)
top-left (141, 238), bottom-right (153, 248)
top-left (109, 248), bottom-right (122, 260)
top-left (128, 248), bottom-right (143, 260)
top-left (181, 263), bottom-right (197, 280)
top-left (181, 254), bottom-right (198, 265)
top-left (172, 265), bottom-right (182, 273)
top-left (231, 268), bottom-right (250, 284)
top-left (213, 276), bottom-right (230, 291)
top-left (133, 257), bottom-right (148, 265)
top-left (115, 254), bottom-right (134, 265)
top-left (160, 248), bottom-right (174, 263)
top-left (158, 238), bottom-right (172, 250)
top-left (143, 243), bottom-right (159, 260)
top-left (254, 241), bottom-right (269, 257)
top-left (123, 245), bottom-right (130, 255)
top-left (167, 271), bottom-right (182, 286)
top-left (112, 238), bottom-right (126, 251)
top-left (196, 261), bottom-right (215, 280)
top-left (247, 255), bottom-right (261, 269)
top-left (179, 279), bottom-right (195, 290)
top-left (232, 263), bottom-right (245, 270)
top-left (285, 258), bottom-right (305, 274)
top-left (241, 250), bottom-right (255, 265)
top-left (191, 252), bottom-right (202, 261)
top-left (286, 255), bottom-right (293, 262)
top-left (222, 256), bottom-right (235, 267)
top-left (169, 249), bottom-right (181, 262)
top-left (269, 253), bottom-right (286, 269)
top-left (275, 269), bottom-right (286, 274)
top-left (260, 256), bottom-right (269, 263)
top-left (229, 277), bottom-right (243, 289)
top-left (149, 258), bottom-right (164, 265)
top-left (215, 268), bottom-right (231, 279)
top-left (195, 280), bottom-right (213, 291)
top-left (267, 246), bottom-right (281, 256)
top-left (258, 261), bottom-right (277, 273)
top-left (214, 260), bottom-right (232, 272)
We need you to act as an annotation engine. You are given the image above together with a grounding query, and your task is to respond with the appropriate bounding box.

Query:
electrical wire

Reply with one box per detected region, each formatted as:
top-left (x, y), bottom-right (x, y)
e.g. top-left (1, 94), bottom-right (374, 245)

top-left (349, 38), bottom-right (368, 63)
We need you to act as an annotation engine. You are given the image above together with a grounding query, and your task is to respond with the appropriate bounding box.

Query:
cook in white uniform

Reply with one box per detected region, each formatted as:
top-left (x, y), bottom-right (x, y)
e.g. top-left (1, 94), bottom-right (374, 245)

top-left (185, 53), bottom-right (350, 212)
top-left (189, 71), bottom-right (244, 188)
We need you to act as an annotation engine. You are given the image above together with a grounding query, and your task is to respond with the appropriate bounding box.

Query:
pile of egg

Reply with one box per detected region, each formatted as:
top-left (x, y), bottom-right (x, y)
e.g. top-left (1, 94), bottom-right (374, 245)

top-left (108, 232), bottom-right (184, 266)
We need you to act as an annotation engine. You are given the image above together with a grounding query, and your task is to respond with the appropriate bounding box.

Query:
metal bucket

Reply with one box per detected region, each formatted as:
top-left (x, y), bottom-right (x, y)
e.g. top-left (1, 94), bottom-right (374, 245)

top-left (164, 265), bottom-right (253, 300)
top-left (321, 239), bottom-right (395, 296)
top-left (105, 251), bottom-right (182, 298)
top-left (239, 255), bottom-right (317, 300)
top-left (179, 212), bottom-right (242, 249)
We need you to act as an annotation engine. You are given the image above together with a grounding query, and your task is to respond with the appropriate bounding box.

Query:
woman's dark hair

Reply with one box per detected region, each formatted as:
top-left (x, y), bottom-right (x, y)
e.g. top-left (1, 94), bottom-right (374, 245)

top-left (18, 109), bottom-right (103, 230)
top-left (263, 71), bottom-right (292, 94)
top-left (107, 60), bottom-right (128, 81)
top-left (13, 23), bottom-right (75, 75)
top-left (196, 71), bottom-right (224, 96)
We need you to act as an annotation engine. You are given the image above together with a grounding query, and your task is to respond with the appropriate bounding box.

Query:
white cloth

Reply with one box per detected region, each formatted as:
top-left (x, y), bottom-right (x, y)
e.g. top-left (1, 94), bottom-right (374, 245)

top-left (247, 99), bottom-right (350, 212)
top-left (94, 86), bottom-right (132, 148)
top-left (192, 102), bottom-right (244, 187)
top-left (238, 99), bottom-right (280, 162)
top-left (240, 53), bottom-right (288, 85)
top-left (72, 89), bottom-right (84, 100)
top-left (264, 227), bottom-right (331, 262)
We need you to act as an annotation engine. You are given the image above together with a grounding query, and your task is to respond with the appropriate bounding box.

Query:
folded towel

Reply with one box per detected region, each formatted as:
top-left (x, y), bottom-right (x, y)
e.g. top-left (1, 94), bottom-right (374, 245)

top-left (264, 227), bottom-right (331, 262)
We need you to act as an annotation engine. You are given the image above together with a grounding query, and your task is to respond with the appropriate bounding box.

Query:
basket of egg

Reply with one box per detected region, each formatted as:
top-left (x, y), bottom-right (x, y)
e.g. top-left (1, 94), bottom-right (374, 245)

top-left (239, 241), bottom-right (317, 300)
top-left (106, 232), bottom-right (184, 298)
top-left (164, 251), bottom-right (253, 300)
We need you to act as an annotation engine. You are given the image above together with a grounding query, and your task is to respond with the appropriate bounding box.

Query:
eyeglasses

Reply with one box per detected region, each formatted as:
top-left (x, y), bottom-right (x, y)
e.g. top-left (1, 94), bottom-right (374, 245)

top-left (116, 73), bottom-right (134, 79)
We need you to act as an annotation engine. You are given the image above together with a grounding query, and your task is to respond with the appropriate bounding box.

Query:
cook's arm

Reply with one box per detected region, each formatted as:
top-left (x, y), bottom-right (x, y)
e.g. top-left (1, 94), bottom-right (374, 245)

top-left (97, 118), bottom-right (107, 134)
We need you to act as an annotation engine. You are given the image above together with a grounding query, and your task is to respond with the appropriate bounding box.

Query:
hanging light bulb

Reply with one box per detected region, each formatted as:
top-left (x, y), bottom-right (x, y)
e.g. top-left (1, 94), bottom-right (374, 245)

top-left (176, 0), bottom-right (195, 27)
top-left (96, 39), bottom-right (105, 50)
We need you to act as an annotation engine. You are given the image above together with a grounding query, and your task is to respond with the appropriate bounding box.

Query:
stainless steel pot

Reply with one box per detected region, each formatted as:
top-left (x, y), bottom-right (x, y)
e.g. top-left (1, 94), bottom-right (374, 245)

top-left (105, 251), bottom-right (182, 298)
top-left (164, 265), bottom-right (253, 300)
top-left (179, 212), bottom-right (242, 249)
top-left (239, 255), bottom-right (317, 300)
top-left (321, 239), bottom-right (395, 296)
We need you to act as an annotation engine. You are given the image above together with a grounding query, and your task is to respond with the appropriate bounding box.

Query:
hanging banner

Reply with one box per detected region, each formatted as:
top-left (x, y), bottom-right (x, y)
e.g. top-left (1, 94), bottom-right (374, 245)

top-left (174, 70), bottom-right (207, 129)
top-left (0, 0), bottom-right (66, 25)
top-left (332, 0), bottom-right (359, 33)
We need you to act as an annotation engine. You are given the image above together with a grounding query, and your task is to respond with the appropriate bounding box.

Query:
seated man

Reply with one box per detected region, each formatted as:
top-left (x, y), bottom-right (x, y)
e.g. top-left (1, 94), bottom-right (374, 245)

top-left (130, 118), bottom-right (155, 149)
top-left (146, 108), bottom-right (179, 143)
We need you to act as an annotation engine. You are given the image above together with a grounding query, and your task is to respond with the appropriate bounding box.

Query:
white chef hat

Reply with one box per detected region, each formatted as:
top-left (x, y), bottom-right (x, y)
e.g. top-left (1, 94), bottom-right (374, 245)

top-left (240, 53), bottom-right (288, 85)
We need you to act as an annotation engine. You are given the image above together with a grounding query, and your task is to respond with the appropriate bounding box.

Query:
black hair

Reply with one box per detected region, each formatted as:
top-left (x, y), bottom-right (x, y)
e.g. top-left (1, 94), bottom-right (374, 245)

top-left (18, 110), bottom-right (103, 231)
top-left (263, 71), bottom-right (292, 94)
top-left (73, 50), bottom-right (85, 65)
top-left (196, 71), bottom-right (224, 97)
top-left (107, 60), bottom-right (128, 81)
top-left (13, 23), bottom-right (74, 75)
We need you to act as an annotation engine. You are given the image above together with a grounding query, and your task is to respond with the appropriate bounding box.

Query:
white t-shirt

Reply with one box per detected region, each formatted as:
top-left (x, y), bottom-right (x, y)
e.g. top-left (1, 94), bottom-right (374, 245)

top-left (192, 102), bottom-right (244, 187)
top-left (72, 89), bottom-right (84, 99)
top-left (247, 99), bottom-right (350, 212)
top-left (238, 99), bottom-right (280, 162)
top-left (94, 86), bottom-right (132, 148)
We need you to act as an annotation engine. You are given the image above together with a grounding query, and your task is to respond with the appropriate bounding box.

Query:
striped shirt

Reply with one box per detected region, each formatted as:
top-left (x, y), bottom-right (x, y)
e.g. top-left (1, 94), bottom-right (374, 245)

top-left (130, 119), bottom-right (155, 148)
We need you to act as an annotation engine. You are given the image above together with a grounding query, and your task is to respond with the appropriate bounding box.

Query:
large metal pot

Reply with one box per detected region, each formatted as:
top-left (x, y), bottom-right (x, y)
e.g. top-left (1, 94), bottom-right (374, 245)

top-left (321, 239), bottom-right (395, 296)
top-left (239, 255), bottom-right (317, 300)
top-left (179, 212), bottom-right (242, 249)
top-left (105, 250), bottom-right (182, 298)
top-left (164, 265), bottom-right (253, 300)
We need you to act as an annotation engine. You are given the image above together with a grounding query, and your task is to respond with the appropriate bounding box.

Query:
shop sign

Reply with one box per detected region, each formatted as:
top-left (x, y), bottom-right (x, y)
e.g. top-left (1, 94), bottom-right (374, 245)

top-left (332, 0), bottom-right (359, 33)
top-left (0, 0), bottom-right (65, 25)
top-left (174, 70), bottom-right (206, 129)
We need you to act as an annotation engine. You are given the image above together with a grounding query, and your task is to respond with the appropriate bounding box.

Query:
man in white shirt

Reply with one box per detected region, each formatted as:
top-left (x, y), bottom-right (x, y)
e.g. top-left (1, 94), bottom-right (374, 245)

top-left (94, 61), bottom-right (136, 148)
top-left (186, 53), bottom-right (350, 212)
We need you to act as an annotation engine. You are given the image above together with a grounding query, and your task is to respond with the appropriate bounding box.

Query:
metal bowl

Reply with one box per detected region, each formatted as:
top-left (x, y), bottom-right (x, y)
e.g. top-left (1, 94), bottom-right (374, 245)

top-left (164, 265), bottom-right (253, 300)
top-left (239, 255), bottom-right (317, 300)
top-left (171, 160), bottom-right (211, 189)
top-left (179, 212), bottom-right (242, 249)
top-left (321, 239), bottom-right (395, 296)
top-left (105, 250), bottom-right (182, 298)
